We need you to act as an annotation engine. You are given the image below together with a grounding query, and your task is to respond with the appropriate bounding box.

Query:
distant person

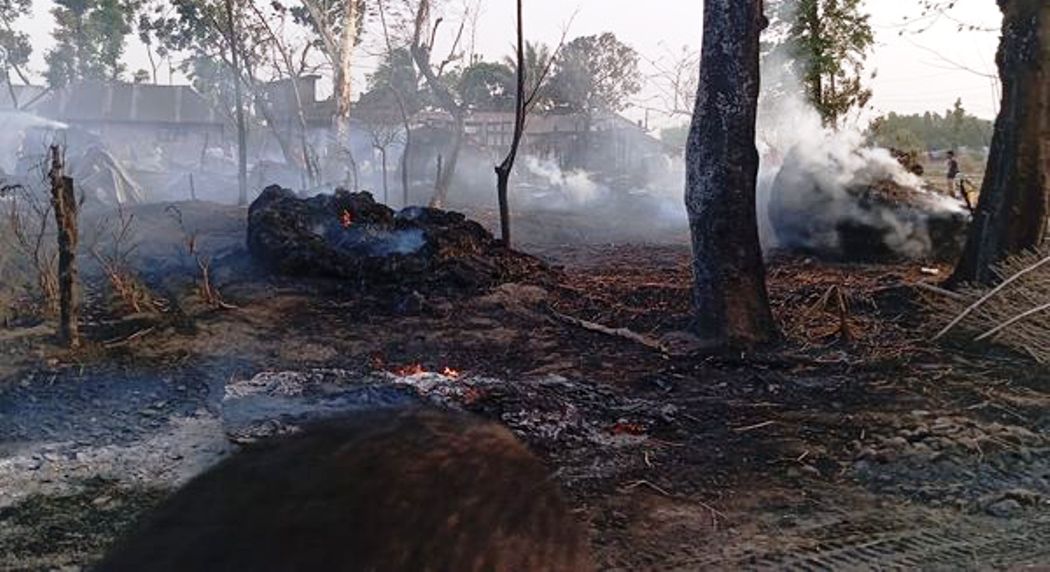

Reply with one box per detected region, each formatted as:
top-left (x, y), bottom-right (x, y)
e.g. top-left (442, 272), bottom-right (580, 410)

top-left (945, 150), bottom-right (960, 195)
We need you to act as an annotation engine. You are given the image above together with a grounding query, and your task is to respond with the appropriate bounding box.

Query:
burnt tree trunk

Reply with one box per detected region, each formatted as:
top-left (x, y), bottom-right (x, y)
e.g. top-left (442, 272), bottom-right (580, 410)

top-left (49, 145), bottom-right (80, 348)
top-left (494, 0), bottom-right (527, 246)
top-left (685, 0), bottom-right (778, 348)
top-left (950, 0), bottom-right (1049, 285)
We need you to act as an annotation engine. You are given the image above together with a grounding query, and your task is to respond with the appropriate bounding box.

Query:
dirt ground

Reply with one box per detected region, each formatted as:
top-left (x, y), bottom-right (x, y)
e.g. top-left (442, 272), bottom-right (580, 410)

top-left (1, 202), bottom-right (1048, 570)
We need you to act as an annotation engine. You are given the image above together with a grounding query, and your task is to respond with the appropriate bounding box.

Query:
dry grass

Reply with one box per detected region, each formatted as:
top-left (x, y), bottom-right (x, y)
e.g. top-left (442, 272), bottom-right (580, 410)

top-left (927, 247), bottom-right (1050, 363)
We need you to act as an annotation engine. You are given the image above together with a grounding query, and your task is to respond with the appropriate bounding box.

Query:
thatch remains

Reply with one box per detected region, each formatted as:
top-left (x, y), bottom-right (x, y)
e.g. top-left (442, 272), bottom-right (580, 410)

top-left (927, 247), bottom-right (1050, 363)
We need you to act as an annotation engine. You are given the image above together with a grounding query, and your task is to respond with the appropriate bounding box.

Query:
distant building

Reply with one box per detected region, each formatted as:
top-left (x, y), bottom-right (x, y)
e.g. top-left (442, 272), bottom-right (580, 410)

top-left (255, 75), bottom-right (336, 131)
top-left (34, 81), bottom-right (228, 169)
top-left (415, 109), bottom-right (671, 186)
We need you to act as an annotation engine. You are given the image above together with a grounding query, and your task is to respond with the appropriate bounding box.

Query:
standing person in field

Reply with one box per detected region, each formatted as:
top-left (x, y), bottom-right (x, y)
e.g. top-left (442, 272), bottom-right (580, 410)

top-left (945, 150), bottom-right (960, 195)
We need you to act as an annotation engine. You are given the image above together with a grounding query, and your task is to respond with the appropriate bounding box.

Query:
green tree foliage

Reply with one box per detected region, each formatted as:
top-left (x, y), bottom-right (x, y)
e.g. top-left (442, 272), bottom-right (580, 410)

top-left (361, 47), bottom-right (426, 114)
top-left (868, 99), bottom-right (994, 152)
top-left (45, 0), bottom-right (136, 87)
top-left (549, 32), bottom-right (641, 119)
top-left (288, 0), bottom-right (366, 51)
top-left (768, 0), bottom-right (874, 128)
top-left (363, 49), bottom-right (518, 113)
top-left (503, 41), bottom-right (555, 111)
top-left (456, 61), bottom-right (515, 111)
top-left (140, 0), bottom-right (265, 118)
top-left (0, 0), bottom-right (32, 85)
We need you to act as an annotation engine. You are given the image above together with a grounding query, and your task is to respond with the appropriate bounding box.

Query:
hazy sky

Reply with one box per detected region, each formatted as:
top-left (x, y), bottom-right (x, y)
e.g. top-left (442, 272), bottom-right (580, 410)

top-left (17, 0), bottom-right (1004, 125)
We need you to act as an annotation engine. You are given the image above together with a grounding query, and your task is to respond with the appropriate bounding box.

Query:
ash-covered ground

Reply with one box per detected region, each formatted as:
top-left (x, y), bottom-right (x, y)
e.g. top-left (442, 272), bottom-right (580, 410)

top-left (0, 203), bottom-right (1048, 570)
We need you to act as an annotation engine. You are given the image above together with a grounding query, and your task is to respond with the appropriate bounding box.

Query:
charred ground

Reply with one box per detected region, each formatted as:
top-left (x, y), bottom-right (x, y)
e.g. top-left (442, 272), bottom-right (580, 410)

top-left (0, 203), bottom-right (1048, 570)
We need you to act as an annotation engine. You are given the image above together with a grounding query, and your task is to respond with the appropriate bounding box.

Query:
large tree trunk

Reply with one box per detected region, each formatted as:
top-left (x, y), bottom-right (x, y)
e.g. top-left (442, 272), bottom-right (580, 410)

top-left (685, 0), bottom-right (778, 348)
top-left (950, 0), bottom-right (1049, 285)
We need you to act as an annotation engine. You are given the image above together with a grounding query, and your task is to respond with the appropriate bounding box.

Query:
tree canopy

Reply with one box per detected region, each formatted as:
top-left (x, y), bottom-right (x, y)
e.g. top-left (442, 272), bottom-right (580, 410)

top-left (0, 0), bottom-right (32, 86)
top-left (45, 0), bottom-right (136, 87)
top-left (867, 99), bottom-right (994, 153)
top-left (548, 32), bottom-right (641, 118)
top-left (768, 0), bottom-right (875, 128)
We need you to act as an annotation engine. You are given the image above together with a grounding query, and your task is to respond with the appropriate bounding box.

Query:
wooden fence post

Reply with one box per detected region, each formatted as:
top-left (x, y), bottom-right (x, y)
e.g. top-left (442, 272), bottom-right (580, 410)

top-left (49, 145), bottom-right (80, 348)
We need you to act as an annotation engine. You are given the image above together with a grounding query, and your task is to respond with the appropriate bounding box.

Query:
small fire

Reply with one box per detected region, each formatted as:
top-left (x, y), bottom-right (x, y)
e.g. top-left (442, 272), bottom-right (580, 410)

top-left (609, 420), bottom-right (647, 436)
top-left (393, 363), bottom-right (426, 376)
top-left (388, 363), bottom-right (463, 378)
top-left (340, 209), bottom-right (354, 228)
top-left (442, 367), bottom-right (462, 379)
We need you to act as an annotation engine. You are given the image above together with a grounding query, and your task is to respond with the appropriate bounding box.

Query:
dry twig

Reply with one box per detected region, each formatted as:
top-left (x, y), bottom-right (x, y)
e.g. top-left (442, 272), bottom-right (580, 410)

top-left (548, 309), bottom-right (665, 352)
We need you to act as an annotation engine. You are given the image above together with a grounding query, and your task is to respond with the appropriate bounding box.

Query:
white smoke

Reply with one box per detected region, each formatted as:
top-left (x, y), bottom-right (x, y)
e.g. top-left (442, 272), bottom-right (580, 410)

top-left (520, 155), bottom-right (606, 208)
top-left (0, 111), bottom-right (67, 175)
top-left (755, 28), bottom-right (968, 259)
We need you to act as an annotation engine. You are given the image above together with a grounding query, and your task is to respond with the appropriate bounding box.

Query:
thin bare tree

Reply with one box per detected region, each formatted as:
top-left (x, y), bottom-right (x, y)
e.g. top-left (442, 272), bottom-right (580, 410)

top-left (410, 0), bottom-right (469, 207)
top-left (376, 0), bottom-right (417, 206)
top-left (493, 0), bottom-right (566, 246)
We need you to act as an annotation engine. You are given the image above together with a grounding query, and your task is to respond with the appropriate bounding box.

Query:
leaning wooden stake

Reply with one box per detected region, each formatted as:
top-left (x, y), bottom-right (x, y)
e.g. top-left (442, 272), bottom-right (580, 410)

top-left (49, 145), bottom-right (80, 348)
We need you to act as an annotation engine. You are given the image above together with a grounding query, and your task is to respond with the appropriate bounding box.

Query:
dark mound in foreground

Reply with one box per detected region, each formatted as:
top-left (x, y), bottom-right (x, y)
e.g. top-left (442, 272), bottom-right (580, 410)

top-left (98, 408), bottom-right (592, 572)
top-left (247, 186), bottom-right (545, 290)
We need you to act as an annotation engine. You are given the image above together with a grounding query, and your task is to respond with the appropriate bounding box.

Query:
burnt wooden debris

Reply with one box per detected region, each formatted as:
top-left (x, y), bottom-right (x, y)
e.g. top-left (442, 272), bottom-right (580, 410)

top-left (97, 408), bottom-right (593, 572)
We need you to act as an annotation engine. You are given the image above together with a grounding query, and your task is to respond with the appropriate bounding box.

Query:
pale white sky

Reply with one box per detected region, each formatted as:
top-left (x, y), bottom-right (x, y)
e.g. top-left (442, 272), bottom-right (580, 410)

top-left (16, 0), bottom-right (1004, 124)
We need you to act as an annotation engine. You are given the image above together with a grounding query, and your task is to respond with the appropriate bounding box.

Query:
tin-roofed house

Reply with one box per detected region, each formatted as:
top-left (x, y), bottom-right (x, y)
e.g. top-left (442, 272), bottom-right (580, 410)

top-left (32, 81), bottom-right (233, 203)
top-left (36, 81), bottom-right (228, 171)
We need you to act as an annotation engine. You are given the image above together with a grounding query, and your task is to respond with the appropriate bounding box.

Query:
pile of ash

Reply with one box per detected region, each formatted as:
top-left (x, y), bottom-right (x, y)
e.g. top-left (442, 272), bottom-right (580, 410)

top-left (767, 144), bottom-right (971, 263)
top-left (247, 186), bottom-right (545, 290)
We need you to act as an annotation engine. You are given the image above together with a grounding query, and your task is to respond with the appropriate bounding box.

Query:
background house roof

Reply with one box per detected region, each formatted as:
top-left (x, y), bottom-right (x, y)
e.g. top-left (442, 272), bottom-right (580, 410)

top-left (36, 82), bottom-right (224, 126)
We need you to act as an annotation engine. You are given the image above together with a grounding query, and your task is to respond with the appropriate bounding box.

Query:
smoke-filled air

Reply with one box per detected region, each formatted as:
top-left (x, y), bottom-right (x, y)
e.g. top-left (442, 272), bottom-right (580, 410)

top-left (4, 0), bottom-right (1050, 570)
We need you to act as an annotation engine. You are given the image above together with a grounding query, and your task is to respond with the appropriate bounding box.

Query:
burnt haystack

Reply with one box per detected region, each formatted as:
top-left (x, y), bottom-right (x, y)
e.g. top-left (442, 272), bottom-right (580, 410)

top-left (247, 186), bottom-right (543, 289)
top-left (768, 145), bottom-right (970, 262)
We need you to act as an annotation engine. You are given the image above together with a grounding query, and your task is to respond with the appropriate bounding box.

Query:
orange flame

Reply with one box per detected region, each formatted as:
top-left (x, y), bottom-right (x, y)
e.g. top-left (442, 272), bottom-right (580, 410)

top-left (340, 209), bottom-right (354, 228)
top-left (393, 363), bottom-right (426, 376)
top-left (442, 367), bottom-right (462, 379)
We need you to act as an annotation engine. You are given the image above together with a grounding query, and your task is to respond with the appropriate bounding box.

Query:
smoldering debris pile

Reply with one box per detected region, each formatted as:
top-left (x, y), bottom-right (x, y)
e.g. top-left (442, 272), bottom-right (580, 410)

top-left (767, 143), bottom-right (970, 262)
top-left (247, 186), bottom-right (545, 290)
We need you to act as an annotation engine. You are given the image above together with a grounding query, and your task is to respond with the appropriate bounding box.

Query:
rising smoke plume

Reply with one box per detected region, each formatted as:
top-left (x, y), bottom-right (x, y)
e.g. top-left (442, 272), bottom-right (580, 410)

top-left (755, 20), bottom-right (970, 260)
